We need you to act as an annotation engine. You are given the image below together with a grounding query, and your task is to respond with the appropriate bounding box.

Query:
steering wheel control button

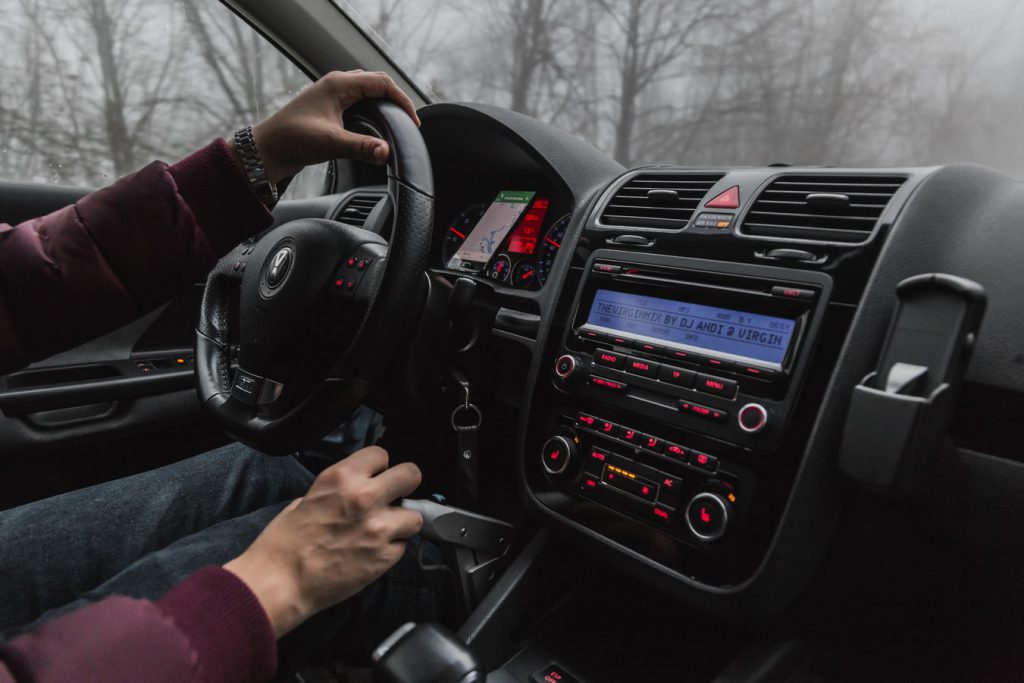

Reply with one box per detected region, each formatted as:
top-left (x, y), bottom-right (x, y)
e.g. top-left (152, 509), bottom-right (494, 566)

top-left (589, 375), bottom-right (628, 392)
top-left (625, 356), bottom-right (660, 378)
top-left (738, 403), bottom-right (769, 434)
top-left (230, 369), bottom-right (263, 406)
top-left (679, 400), bottom-right (728, 422)
top-left (554, 354), bottom-right (577, 378)
top-left (658, 364), bottom-right (696, 388)
top-left (594, 350), bottom-right (626, 369)
top-left (541, 436), bottom-right (574, 475)
top-left (686, 492), bottom-right (730, 542)
top-left (688, 450), bottom-right (719, 474)
top-left (696, 373), bottom-right (738, 399)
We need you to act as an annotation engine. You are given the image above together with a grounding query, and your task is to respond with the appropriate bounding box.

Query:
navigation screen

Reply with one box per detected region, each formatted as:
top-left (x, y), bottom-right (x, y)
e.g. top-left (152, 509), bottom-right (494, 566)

top-left (585, 289), bottom-right (797, 366)
top-left (449, 190), bottom-right (535, 270)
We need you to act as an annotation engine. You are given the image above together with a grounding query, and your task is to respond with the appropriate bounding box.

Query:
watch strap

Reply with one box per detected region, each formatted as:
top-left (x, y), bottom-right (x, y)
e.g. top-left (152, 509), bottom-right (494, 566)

top-left (233, 126), bottom-right (278, 208)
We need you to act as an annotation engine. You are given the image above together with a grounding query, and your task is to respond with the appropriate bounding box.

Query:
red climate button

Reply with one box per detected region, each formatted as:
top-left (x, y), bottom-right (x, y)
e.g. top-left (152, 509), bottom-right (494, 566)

top-left (577, 412), bottom-right (598, 428)
top-left (621, 427), bottom-right (641, 444)
top-left (680, 400), bottom-right (729, 422)
top-left (598, 419), bottom-right (618, 436)
top-left (665, 443), bottom-right (688, 460)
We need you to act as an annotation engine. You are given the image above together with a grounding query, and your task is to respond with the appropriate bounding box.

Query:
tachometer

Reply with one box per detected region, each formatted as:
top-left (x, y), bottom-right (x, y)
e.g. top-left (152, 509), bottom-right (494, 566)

top-left (441, 203), bottom-right (488, 266)
top-left (536, 213), bottom-right (570, 287)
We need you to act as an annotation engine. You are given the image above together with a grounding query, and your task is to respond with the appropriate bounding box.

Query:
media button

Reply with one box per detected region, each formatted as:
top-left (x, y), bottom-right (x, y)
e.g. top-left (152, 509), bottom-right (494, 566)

top-left (625, 356), bottom-right (660, 378)
top-left (696, 373), bottom-right (738, 399)
top-left (594, 349), bottom-right (626, 369)
top-left (658, 364), bottom-right (695, 388)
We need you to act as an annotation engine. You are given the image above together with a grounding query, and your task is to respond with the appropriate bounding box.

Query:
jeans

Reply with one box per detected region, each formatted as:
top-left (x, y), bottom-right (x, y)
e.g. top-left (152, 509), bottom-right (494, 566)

top-left (0, 437), bottom-right (452, 669)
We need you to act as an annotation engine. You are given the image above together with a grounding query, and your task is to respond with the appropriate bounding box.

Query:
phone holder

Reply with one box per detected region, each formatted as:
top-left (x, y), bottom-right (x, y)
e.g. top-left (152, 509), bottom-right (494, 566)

top-left (839, 273), bottom-right (986, 497)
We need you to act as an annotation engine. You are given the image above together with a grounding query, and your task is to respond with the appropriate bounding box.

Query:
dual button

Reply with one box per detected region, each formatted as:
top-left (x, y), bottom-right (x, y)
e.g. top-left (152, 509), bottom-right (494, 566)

top-left (595, 351), bottom-right (660, 378)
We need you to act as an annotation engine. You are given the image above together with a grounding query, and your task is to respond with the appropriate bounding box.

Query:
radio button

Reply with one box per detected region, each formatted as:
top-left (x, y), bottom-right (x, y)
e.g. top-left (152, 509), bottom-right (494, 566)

top-left (625, 356), bottom-right (660, 378)
top-left (680, 400), bottom-right (729, 422)
top-left (555, 354), bottom-right (576, 378)
top-left (696, 373), bottom-right (738, 399)
top-left (589, 375), bottom-right (629, 393)
top-left (688, 450), bottom-right (719, 474)
top-left (665, 443), bottom-right (688, 461)
top-left (658, 364), bottom-right (696, 388)
top-left (594, 350), bottom-right (626, 369)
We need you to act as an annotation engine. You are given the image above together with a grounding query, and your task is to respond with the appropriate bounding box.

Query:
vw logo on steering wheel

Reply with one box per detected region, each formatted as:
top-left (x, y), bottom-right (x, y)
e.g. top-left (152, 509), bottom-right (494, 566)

top-left (265, 246), bottom-right (294, 289)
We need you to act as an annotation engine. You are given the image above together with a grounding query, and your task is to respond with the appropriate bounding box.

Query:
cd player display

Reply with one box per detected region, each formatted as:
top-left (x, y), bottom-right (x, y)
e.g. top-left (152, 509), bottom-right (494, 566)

top-left (583, 288), bottom-right (797, 366)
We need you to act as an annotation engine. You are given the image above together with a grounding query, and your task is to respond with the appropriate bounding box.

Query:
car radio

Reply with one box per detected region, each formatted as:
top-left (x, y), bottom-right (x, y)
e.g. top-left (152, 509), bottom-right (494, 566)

top-left (537, 252), bottom-right (833, 547)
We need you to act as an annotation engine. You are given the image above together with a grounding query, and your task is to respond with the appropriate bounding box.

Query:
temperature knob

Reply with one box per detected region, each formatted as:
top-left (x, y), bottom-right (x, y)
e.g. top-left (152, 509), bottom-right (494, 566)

top-left (540, 434), bottom-right (576, 476)
top-left (685, 492), bottom-right (731, 542)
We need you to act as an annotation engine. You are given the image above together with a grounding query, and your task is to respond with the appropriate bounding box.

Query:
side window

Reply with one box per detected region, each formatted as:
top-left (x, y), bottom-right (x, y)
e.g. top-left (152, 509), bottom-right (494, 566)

top-left (0, 0), bottom-right (327, 198)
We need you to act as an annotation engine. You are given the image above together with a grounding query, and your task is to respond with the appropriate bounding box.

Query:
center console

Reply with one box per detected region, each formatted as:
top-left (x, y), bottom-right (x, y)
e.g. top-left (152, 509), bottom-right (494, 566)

top-left (526, 250), bottom-right (835, 584)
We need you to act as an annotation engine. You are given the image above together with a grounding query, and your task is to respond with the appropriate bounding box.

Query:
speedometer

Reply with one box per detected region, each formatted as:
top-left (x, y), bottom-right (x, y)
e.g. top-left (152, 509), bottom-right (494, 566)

top-left (441, 203), bottom-right (488, 266)
top-left (536, 213), bottom-right (570, 287)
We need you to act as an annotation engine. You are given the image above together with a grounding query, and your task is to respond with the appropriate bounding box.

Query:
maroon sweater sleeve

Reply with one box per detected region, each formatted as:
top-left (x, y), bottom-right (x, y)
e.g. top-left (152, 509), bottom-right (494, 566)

top-left (0, 139), bottom-right (272, 375)
top-left (0, 567), bottom-right (277, 683)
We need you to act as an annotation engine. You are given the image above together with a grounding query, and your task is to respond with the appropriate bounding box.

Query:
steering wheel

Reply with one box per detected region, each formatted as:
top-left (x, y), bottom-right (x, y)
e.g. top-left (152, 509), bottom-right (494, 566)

top-left (195, 99), bottom-right (434, 454)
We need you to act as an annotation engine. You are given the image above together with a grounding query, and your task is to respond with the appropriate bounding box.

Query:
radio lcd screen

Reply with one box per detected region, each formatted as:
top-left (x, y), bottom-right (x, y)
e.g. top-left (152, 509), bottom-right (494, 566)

top-left (584, 288), bottom-right (797, 366)
top-left (448, 190), bottom-right (535, 271)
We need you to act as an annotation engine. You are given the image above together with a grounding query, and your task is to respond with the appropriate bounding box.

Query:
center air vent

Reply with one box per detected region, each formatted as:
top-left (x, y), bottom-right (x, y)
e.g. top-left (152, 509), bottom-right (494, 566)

top-left (600, 172), bottom-right (725, 229)
top-left (741, 174), bottom-right (907, 244)
top-left (335, 192), bottom-right (384, 227)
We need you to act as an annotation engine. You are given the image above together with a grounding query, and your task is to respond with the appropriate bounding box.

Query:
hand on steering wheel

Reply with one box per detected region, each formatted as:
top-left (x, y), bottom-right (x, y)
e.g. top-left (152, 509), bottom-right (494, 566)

top-left (197, 95), bottom-right (434, 454)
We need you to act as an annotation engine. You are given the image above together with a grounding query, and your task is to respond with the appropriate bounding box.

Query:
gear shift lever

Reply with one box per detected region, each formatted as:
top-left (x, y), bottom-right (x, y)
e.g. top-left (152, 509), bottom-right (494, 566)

top-left (372, 622), bottom-right (485, 683)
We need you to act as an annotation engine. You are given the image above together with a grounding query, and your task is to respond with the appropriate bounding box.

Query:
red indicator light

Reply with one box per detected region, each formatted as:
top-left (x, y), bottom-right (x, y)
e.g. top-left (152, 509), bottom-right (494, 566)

top-left (653, 507), bottom-right (670, 520)
top-left (599, 353), bottom-right (617, 362)
top-left (448, 226), bottom-right (466, 239)
top-left (696, 454), bottom-right (709, 465)
top-left (335, 279), bottom-right (343, 286)
top-left (705, 185), bottom-right (740, 209)
top-left (663, 478), bottom-right (675, 487)
top-left (700, 507), bottom-right (711, 523)
top-left (631, 361), bottom-right (650, 371)
top-left (783, 288), bottom-right (801, 297)
top-left (585, 479), bottom-right (597, 488)
top-left (346, 257), bottom-right (356, 267)
top-left (693, 405), bottom-right (711, 416)
top-left (624, 429), bottom-right (636, 440)
top-left (601, 421), bottom-right (614, 432)
top-left (590, 450), bottom-right (605, 461)
top-left (705, 380), bottom-right (725, 390)
top-left (667, 445), bottom-right (685, 457)
top-left (506, 197), bottom-right (549, 254)
top-left (746, 367), bottom-right (761, 374)
top-left (579, 415), bottom-right (596, 425)
top-left (708, 358), bottom-right (723, 366)
top-left (641, 485), bottom-right (650, 495)
top-left (646, 437), bottom-right (659, 448)
top-left (548, 450), bottom-right (559, 460)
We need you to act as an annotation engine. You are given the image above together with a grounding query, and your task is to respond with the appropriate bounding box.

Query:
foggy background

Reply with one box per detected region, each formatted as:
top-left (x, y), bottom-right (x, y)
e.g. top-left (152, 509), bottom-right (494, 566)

top-left (3, 0), bottom-right (1024, 190)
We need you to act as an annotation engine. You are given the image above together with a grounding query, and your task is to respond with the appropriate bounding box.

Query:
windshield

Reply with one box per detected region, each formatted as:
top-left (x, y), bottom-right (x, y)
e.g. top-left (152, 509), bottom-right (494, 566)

top-left (340, 0), bottom-right (1024, 177)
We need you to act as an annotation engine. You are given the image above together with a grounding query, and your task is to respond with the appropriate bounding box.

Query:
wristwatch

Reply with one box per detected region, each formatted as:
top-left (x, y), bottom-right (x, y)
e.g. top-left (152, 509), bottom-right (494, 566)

top-left (233, 126), bottom-right (278, 208)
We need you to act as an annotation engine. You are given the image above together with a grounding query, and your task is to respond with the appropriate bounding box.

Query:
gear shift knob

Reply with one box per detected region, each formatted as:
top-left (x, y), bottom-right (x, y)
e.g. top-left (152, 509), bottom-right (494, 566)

top-left (372, 622), bottom-right (485, 683)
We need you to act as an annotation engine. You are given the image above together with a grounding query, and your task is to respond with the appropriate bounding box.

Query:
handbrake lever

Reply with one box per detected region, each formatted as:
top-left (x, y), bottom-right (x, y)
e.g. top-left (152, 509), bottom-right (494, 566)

top-left (401, 498), bottom-right (514, 616)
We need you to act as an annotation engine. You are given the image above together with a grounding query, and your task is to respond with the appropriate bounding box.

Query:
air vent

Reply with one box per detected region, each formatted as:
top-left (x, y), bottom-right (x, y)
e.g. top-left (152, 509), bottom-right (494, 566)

top-left (600, 172), bottom-right (726, 229)
top-left (336, 192), bottom-right (384, 227)
top-left (742, 174), bottom-right (907, 243)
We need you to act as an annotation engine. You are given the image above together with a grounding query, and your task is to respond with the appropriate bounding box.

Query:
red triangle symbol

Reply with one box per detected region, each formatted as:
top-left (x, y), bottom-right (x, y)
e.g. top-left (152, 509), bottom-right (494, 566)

top-left (706, 185), bottom-right (740, 209)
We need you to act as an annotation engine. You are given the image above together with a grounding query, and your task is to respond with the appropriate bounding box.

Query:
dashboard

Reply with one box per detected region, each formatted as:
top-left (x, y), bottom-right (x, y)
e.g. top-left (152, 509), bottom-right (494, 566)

top-left (315, 101), bottom-right (1024, 629)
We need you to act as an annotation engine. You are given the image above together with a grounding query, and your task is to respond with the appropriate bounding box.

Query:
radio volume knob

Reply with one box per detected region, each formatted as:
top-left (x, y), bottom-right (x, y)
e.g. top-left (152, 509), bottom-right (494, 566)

top-left (554, 354), bottom-right (577, 379)
top-left (737, 403), bottom-right (769, 434)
